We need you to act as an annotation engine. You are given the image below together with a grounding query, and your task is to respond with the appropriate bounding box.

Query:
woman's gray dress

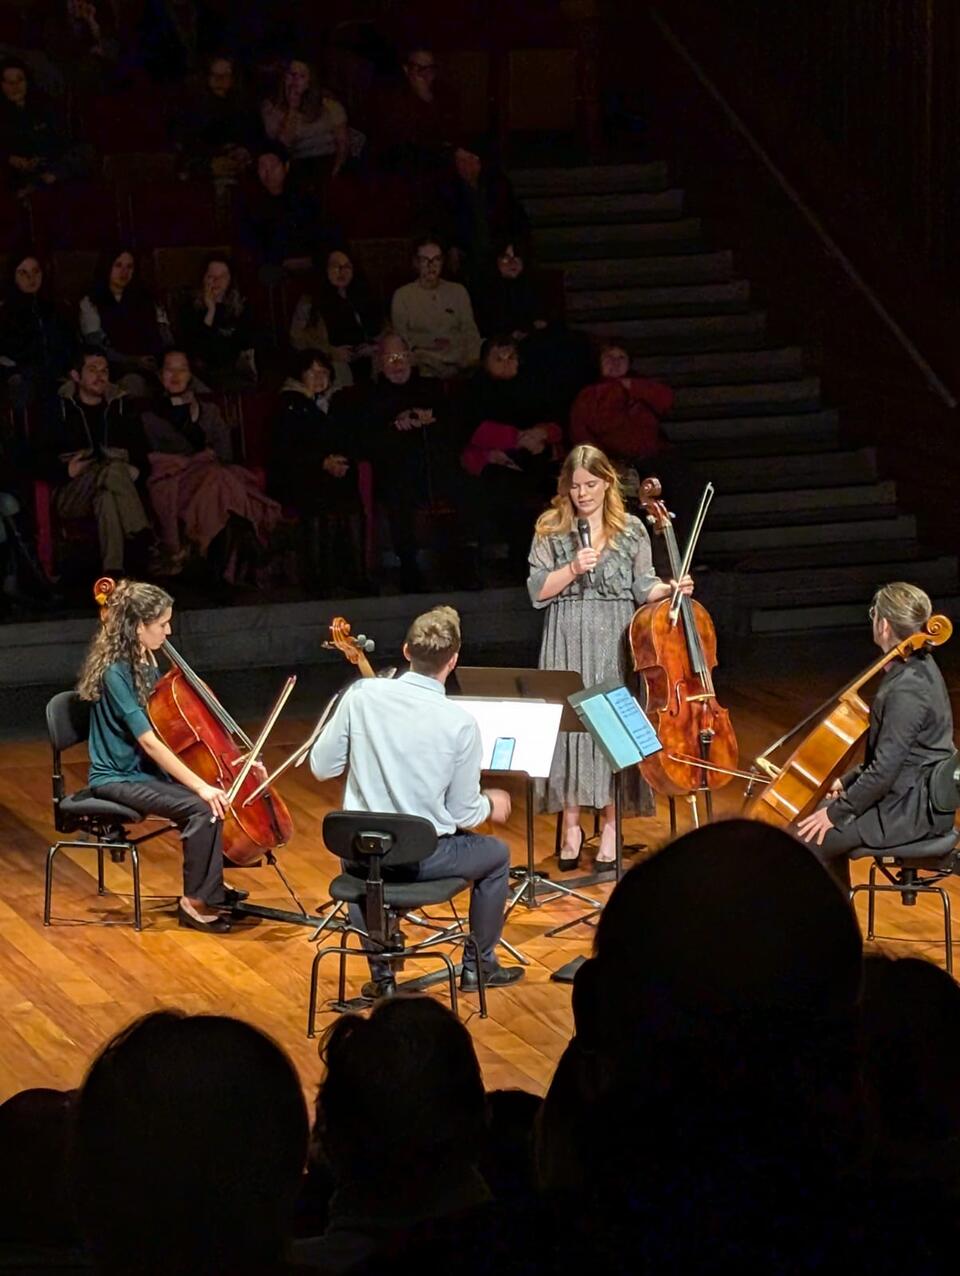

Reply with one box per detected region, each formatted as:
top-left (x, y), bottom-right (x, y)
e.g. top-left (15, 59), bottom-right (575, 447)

top-left (527, 514), bottom-right (658, 814)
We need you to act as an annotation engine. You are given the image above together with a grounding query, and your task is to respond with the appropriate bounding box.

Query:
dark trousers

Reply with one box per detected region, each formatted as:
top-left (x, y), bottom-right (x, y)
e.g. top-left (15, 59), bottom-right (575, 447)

top-left (808, 817), bottom-right (862, 891)
top-left (92, 779), bottom-right (225, 905)
top-left (348, 831), bottom-right (511, 980)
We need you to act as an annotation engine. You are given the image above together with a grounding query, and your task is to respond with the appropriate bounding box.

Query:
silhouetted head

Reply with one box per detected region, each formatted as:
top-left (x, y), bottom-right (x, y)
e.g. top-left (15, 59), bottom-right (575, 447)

top-left (0, 1088), bottom-right (77, 1244)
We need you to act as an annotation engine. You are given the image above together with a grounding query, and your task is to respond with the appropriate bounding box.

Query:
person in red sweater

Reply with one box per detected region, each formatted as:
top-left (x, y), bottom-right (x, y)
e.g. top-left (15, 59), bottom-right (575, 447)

top-left (569, 344), bottom-right (673, 463)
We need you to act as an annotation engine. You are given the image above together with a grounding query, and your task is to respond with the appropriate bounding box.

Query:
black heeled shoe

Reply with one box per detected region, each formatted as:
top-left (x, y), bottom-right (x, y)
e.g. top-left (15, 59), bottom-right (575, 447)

top-left (558, 826), bottom-right (584, 873)
top-left (177, 904), bottom-right (231, 933)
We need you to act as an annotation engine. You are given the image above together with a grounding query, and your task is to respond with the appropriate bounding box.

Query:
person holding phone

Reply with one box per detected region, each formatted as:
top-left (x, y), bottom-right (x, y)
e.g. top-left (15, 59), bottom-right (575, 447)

top-left (528, 445), bottom-right (693, 869)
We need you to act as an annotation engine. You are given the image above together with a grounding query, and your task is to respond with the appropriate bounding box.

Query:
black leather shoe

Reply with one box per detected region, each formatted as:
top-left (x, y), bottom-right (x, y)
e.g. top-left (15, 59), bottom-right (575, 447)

top-left (177, 905), bottom-right (231, 934)
top-left (221, 886), bottom-right (250, 907)
top-left (461, 963), bottom-right (525, 991)
top-left (361, 977), bottom-right (397, 1001)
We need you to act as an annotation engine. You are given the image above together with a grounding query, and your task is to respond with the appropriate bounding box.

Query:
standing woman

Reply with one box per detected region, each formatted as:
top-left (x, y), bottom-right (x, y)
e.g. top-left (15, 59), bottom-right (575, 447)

top-left (527, 445), bottom-right (692, 868)
top-left (76, 579), bottom-right (247, 933)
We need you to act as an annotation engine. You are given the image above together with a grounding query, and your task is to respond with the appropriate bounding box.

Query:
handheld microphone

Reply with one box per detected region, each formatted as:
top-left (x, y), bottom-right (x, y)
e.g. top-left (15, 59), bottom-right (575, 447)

top-left (576, 518), bottom-right (594, 585)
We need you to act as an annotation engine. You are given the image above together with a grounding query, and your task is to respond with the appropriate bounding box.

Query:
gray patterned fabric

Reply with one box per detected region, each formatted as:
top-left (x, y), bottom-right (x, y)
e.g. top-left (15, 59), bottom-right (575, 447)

top-left (527, 514), bottom-right (658, 813)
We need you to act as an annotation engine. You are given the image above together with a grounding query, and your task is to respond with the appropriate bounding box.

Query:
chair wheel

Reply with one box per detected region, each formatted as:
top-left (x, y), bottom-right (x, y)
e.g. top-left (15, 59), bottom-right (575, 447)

top-left (110, 848), bottom-right (126, 864)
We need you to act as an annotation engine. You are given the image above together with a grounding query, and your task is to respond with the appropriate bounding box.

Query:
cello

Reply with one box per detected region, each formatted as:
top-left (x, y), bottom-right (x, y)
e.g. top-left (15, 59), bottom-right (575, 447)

top-left (93, 577), bottom-right (295, 866)
top-left (629, 478), bottom-right (739, 805)
top-left (747, 613), bottom-right (953, 827)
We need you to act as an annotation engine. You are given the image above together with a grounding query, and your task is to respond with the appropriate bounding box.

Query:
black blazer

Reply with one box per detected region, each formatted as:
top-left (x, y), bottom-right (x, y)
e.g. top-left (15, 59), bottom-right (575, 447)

top-left (832, 652), bottom-right (955, 848)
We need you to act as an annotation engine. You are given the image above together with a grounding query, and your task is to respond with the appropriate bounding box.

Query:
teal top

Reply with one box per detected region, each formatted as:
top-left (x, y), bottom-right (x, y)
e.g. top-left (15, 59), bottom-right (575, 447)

top-left (88, 661), bottom-right (165, 788)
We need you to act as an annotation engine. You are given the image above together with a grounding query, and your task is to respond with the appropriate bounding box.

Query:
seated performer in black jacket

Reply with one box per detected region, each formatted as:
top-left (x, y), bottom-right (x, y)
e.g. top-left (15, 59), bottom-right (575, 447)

top-left (797, 581), bottom-right (955, 887)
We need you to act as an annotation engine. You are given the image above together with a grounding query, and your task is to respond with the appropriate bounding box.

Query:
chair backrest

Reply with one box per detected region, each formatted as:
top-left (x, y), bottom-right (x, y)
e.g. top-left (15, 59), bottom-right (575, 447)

top-left (46, 691), bottom-right (90, 756)
top-left (930, 750), bottom-right (960, 814)
top-left (322, 810), bottom-right (437, 870)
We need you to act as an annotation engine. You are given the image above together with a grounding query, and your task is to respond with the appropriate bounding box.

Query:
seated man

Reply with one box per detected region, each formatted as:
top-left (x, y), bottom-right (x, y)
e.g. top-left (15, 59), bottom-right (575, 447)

top-left (309, 604), bottom-right (523, 996)
top-left (797, 581), bottom-right (956, 888)
top-left (390, 236), bottom-right (481, 379)
top-left (36, 348), bottom-right (152, 576)
top-left (236, 145), bottom-right (334, 282)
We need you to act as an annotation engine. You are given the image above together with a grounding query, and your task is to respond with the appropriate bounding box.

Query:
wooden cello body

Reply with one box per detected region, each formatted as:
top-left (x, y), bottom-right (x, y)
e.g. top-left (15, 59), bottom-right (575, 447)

top-left (747, 614), bottom-right (954, 827)
top-left (629, 479), bottom-right (739, 797)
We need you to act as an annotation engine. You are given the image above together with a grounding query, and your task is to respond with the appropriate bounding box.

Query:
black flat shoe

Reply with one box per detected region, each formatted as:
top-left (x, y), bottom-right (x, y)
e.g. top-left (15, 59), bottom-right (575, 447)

top-left (177, 905), bottom-right (231, 934)
top-left (361, 977), bottom-right (397, 1001)
top-left (594, 857), bottom-right (617, 872)
top-left (461, 963), bottom-right (525, 991)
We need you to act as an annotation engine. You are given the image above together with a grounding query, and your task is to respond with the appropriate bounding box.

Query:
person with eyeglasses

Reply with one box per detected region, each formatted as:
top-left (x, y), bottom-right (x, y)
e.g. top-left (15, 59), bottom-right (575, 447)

top-left (390, 236), bottom-right (481, 379)
top-left (796, 582), bottom-right (955, 889)
top-left (366, 45), bottom-right (462, 182)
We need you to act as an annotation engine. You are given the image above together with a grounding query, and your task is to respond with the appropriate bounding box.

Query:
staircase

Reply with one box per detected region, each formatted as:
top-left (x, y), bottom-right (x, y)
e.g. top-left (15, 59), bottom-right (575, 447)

top-left (513, 162), bottom-right (960, 633)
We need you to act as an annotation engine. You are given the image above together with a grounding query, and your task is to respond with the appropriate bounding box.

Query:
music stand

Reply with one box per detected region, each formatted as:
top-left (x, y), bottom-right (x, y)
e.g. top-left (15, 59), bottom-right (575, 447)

top-left (452, 668), bottom-right (599, 914)
top-left (548, 679), bottom-right (662, 977)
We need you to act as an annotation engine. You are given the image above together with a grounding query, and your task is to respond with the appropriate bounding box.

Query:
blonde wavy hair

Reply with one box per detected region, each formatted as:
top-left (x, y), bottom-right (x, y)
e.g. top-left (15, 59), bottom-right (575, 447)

top-left (871, 582), bottom-right (933, 641)
top-left (76, 580), bottom-right (173, 705)
top-left (534, 445), bottom-right (628, 541)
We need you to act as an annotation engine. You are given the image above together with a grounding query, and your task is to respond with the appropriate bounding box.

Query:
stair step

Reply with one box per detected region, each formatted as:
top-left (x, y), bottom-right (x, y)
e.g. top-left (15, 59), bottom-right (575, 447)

top-left (664, 408), bottom-right (839, 446)
top-left (534, 218), bottom-right (704, 258)
top-left (738, 556), bottom-right (958, 607)
top-left (670, 377), bottom-right (821, 419)
top-left (751, 594), bottom-right (960, 635)
top-left (704, 511), bottom-right (915, 553)
top-left (524, 189), bottom-right (685, 224)
top-left (511, 161), bottom-right (670, 196)
top-left (689, 447), bottom-right (877, 493)
top-left (736, 538), bottom-right (929, 572)
top-left (713, 480), bottom-right (897, 519)
top-left (633, 346), bottom-right (804, 385)
top-left (567, 280), bottom-right (751, 320)
top-left (562, 251), bottom-right (735, 288)
top-left (579, 311), bottom-right (767, 354)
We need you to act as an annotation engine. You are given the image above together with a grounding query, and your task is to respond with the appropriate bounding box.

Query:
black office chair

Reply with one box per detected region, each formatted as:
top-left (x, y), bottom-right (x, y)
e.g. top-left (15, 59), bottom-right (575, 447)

top-left (849, 752), bottom-right (960, 975)
top-left (44, 691), bottom-right (174, 930)
top-left (306, 811), bottom-right (487, 1033)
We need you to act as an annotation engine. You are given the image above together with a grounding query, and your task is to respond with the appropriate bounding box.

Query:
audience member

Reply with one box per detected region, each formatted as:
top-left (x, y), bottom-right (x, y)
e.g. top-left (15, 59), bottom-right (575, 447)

top-left (0, 1087), bottom-right (79, 1254)
top-left (289, 246), bottom-right (381, 387)
top-left (366, 44), bottom-right (460, 183)
top-left (437, 144), bottom-right (529, 284)
top-left (345, 332), bottom-right (454, 591)
top-left (35, 0), bottom-right (120, 96)
top-left (36, 348), bottom-right (153, 575)
top-left (175, 254), bottom-right (257, 390)
top-left (0, 56), bottom-right (93, 197)
top-left (471, 238), bottom-right (551, 339)
top-left (260, 57), bottom-right (350, 187)
top-left (297, 996), bottom-right (489, 1273)
top-left (72, 1010), bottom-right (309, 1275)
top-left (570, 343), bottom-right (673, 468)
top-left (142, 349), bottom-right (279, 581)
top-left (270, 347), bottom-right (366, 595)
top-left (237, 144), bottom-right (332, 281)
top-left (170, 53), bottom-right (261, 181)
top-left (0, 251), bottom-right (74, 408)
top-left (136, 0), bottom-right (199, 83)
top-left (538, 819), bottom-right (874, 1273)
top-left (390, 235), bottom-right (481, 379)
top-left (79, 247), bottom-right (172, 397)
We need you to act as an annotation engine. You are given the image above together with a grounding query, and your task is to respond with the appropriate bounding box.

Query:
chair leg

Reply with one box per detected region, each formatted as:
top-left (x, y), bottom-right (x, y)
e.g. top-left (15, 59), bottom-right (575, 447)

top-left (43, 843), bottom-right (59, 925)
top-left (97, 845), bottom-right (106, 895)
top-left (866, 860), bottom-right (878, 940)
top-left (937, 886), bottom-right (953, 976)
top-left (669, 797), bottom-right (677, 836)
top-left (306, 946), bottom-right (323, 1038)
top-left (464, 933), bottom-right (487, 1019)
top-left (130, 847), bottom-right (142, 931)
top-left (338, 938), bottom-right (348, 1005)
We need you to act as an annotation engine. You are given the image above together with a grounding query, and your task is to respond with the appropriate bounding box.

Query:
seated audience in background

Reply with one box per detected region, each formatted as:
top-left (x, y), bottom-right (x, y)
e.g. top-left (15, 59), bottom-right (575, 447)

top-left (34, 0), bottom-right (120, 96)
top-left (270, 347), bottom-right (366, 595)
top-left (296, 996), bottom-right (488, 1273)
top-left (0, 251), bottom-right (74, 408)
top-left (260, 56), bottom-right (350, 188)
top-left (390, 236), bottom-right (481, 379)
top-left (136, 0), bottom-right (199, 84)
top-left (570, 343), bottom-right (673, 467)
top-left (142, 349), bottom-right (279, 582)
top-left (170, 53), bottom-right (261, 181)
top-left (237, 144), bottom-right (332, 282)
top-left (471, 238), bottom-right (551, 339)
top-left (861, 955), bottom-right (960, 1213)
top-left (345, 332), bottom-right (456, 592)
top-left (36, 348), bottom-right (153, 575)
top-left (72, 1011), bottom-right (308, 1276)
top-left (460, 336), bottom-right (562, 576)
top-left (365, 44), bottom-right (460, 184)
top-left (175, 255), bottom-right (257, 390)
top-left (538, 819), bottom-right (876, 1273)
top-left (0, 56), bottom-right (93, 197)
top-left (79, 248), bottom-right (172, 397)
top-left (437, 144), bottom-right (529, 285)
top-left (0, 1087), bottom-right (79, 1256)
top-left (289, 246), bottom-right (381, 387)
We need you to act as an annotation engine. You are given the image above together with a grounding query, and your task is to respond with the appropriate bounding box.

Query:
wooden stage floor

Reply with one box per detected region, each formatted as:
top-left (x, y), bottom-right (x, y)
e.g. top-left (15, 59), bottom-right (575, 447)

top-left (0, 633), bottom-right (958, 1104)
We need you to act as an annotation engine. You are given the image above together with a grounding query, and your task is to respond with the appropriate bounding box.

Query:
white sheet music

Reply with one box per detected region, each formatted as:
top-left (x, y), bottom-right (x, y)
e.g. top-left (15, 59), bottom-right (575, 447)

top-left (452, 698), bottom-right (563, 779)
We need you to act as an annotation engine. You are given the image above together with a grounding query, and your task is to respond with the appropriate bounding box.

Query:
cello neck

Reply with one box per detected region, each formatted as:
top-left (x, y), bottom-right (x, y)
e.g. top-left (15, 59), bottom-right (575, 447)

top-left (161, 641), bottom-right (255, 750)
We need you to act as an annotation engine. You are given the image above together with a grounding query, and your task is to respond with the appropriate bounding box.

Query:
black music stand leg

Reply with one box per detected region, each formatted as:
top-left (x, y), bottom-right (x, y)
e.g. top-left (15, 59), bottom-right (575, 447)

top-left (505, 776), bottom-right (600, 920)
top-left (545, 770), bottom-right (627, 940)
top-left (698, 727), bottom-right (715, 824)
top-left (669, 796), bottom-right (677, 836)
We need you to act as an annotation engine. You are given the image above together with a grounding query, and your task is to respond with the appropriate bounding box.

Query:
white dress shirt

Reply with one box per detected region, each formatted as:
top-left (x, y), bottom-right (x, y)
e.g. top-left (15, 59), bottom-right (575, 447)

top-left (309, 671), bottom-right (493, 835)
